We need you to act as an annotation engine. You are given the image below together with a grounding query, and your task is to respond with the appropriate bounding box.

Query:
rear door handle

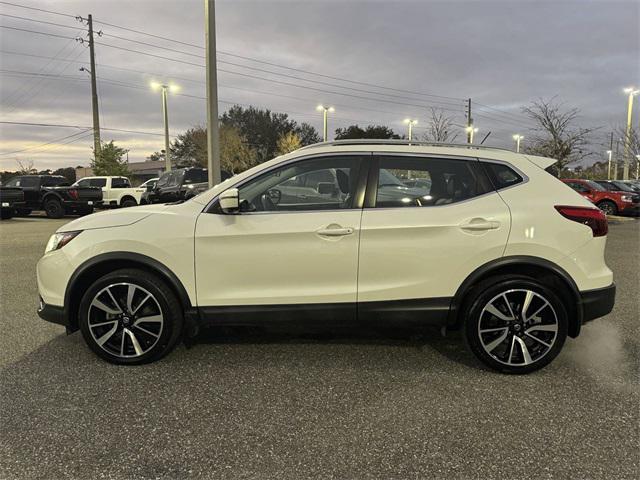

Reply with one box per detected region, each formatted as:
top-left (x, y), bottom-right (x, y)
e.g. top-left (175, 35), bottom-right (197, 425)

top-left (317, 226), bottom-right (354, 237)
top-left (460, 219), bottom-right (500, 231)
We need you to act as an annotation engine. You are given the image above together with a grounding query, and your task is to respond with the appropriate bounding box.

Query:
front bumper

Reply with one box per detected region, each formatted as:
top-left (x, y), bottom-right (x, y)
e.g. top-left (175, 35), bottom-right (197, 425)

top-left (62, 200), bottom-right (103, 209)
top-left (37, 297), bottom-right (69, 327)
top-left (580, 283), bottom-right (616, 324)
top-left (620, 203), bottom-right (640, 215)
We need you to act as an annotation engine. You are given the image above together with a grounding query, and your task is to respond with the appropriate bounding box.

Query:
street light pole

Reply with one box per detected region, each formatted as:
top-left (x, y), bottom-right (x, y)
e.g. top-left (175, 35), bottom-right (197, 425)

top-left (607, 150), bottom-right (613, 180)
top-left (317, 105), bottom-right (334, 141)
top-left (623, 87), bottom-right (639, 180)
top-left (205, 0), bottom-right (221, 187)
top-left (404, 119), bottom-right (418, 141)
top-left (513, 134), bottom-right (524, 153)
top-left (466, 126), bottom-right (478, 144)
top-left (161, 85), bottom-right (170, 172)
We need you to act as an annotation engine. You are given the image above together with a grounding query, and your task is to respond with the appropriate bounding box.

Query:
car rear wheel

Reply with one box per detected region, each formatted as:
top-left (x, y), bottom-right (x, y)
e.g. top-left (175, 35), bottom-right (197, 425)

top-left (79, 269), bottom-right (183, 365)
top-left (463, 276), bottom-right (568, 374)
top-left (597, 200), bottom-right (617, 216)
top-left (121, 198), bottom-right (137, 208)
top-left (44, 198), bottom-right (64, 218)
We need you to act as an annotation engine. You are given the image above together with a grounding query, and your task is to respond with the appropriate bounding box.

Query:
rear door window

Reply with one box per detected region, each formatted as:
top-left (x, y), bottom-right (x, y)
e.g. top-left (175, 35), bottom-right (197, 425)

top-left (111, 177), bottom-right (131, 188)
top-left (89, 178), bottom-right (107, 188)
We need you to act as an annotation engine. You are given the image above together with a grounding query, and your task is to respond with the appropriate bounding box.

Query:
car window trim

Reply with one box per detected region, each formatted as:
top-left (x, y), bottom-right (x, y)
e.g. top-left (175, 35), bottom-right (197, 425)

top-left (204, 151), bottom-right (372, 215)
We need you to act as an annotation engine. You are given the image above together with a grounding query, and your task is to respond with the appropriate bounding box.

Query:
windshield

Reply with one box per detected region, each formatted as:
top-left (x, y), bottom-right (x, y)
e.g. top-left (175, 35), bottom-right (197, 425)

top-left (586, 180), bottom-right (606, 191)
top-left (184, 169), bottom-right (208, 184)
top-left (611, 181), bottom-right (635, 192)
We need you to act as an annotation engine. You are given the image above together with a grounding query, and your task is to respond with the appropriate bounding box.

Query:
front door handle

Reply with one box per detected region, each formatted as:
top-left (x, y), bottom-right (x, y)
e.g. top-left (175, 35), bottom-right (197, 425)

top-left (317, 225), bottom-right (354, 237)
top-left (460, 219), bottom-right (500, 231)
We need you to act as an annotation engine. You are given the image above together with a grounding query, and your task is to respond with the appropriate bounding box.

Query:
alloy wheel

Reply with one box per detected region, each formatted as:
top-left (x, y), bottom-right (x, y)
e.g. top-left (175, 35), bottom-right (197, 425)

top-left (87, 282), bottom-right (164, 359)
top-left (477, 289), bottom-right (558, 367)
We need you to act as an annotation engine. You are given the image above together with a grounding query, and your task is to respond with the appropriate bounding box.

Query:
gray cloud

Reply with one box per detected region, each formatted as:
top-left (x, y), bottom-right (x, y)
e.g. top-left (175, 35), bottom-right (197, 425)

top-left (1, 0), bottom-right (638, 170)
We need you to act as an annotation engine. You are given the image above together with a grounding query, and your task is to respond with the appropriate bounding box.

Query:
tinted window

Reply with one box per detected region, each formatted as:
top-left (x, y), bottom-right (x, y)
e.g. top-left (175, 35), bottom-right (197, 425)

top-left (157, 172), bottom-right (171, 187)
top-left (375, 156), bottom-right (492, 208)
top-left (184, 169), bottom-right (208, 184)
top-left (566, 182), bottom-right (589, 193)
top-left (167, 172), bottom-right (180, 187)
top-left (586, 180), bottom-right (605, 191)
top-left (237, 156), bottom-right (363, 212)
top-left (75, 179), bottom-right (90, 187)
top-left (42, 176), bottom-right (67, 186)
top-left (483, 163), bottom-right (523, 189)
top-left (10, 176), bottom-right (39, 188)
top-left (611, 181), bottom-right (635, 192)
top-left (89, 178), bottom-right (107, 188)
top-left (111, 177), bottom-right (131, 188)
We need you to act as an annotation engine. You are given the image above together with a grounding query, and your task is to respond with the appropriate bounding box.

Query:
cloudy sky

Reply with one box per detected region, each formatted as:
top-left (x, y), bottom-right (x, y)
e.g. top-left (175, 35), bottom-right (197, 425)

top-left (0, 0), bottom-right (638, 171)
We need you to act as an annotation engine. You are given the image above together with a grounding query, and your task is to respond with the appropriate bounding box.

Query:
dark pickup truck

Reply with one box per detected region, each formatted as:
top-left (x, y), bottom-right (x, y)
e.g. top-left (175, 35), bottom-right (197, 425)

top-left (0, 187), bottom-right (26, 220)
top-left (2, 175), bottom-right (103, 218)
top-left (142, 167), bottom-right (232, 204)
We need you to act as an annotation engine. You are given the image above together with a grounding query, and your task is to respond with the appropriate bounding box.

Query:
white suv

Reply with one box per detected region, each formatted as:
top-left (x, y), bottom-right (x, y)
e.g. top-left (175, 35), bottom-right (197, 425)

top-left (37, 141), bottom-right (615, 373)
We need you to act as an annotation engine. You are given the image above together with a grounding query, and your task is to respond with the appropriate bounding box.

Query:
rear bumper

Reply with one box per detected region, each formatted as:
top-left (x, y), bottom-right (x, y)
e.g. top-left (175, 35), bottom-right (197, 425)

top-left (580, 283), bottom-right (616, 324)
top-left (62, 200), bottom-right (103, 209)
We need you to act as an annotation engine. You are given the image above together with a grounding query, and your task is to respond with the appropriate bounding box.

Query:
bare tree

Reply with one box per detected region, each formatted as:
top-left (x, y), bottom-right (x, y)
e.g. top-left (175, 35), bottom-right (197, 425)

top-left (15, 159), bottom-right (35, 174)
top-left (522, 98), bottom-right (597, 175)
top-left (422, 107), bottom-right (459, 143)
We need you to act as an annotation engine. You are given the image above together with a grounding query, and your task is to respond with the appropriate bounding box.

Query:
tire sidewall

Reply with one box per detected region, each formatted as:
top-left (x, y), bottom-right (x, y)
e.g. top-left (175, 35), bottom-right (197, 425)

top-left (121, 199), bottom-right (136, 208)
top-left (464, 277), bottom-right (568, 374)
top-left (78, 270), bottom-right (183, 365)
top-left (598, 200), bottom-right (617, 216)
top-left (44, 198), bottom-right (64, 218)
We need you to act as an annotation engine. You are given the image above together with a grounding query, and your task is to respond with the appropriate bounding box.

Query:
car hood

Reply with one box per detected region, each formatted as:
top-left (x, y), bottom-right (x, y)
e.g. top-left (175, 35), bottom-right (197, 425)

top-left (57, 204), bottom-right (170, 232)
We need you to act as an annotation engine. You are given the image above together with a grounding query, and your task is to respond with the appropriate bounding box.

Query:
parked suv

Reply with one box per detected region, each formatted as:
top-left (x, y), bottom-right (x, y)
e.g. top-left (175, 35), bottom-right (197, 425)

top-left (562, 178), bottom-right (639, 216)
top-left (150, 167), bottom-right (209, 204)
top-left (4, 175), bottom-right (102, 218)
top-left (37, 141), bottom-right (615, 373)
top-left (73, 176), bottom-right (145, 208)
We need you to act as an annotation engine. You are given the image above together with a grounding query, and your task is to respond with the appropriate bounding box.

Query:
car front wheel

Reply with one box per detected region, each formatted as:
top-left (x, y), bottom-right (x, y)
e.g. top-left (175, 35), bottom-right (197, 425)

top-left (463, 276), bottom-right (568, 374)
top-left (78, 269), bottom-right (183, 364)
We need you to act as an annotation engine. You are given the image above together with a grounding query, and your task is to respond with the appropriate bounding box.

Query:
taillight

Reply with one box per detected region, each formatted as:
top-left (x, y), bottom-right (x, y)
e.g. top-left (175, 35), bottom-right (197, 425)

top-left (68, 189), bottom-right (79, 200)
top-left (555, 205), bottom-right (608, 237)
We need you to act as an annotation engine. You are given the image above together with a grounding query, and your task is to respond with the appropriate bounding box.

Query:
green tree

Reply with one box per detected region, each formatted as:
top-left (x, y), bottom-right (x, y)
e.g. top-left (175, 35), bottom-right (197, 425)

top-left (170, 126), bottom-right (208, 168)
top-left (295, 122), bottom-right (322, 146)
top-left (52, 167), bottom-right (76, 184)
top-left (220, 124), bottom-right (258, 174)
top-left (334, 124), bottom-right (401, 140)
top-left (276, 131), bottom-right (302, 155)
top-left (91, 141), bottom-right (130, 176)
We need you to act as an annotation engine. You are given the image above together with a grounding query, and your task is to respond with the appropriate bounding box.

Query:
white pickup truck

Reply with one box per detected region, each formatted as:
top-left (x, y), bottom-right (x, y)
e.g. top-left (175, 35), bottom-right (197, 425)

top-left (72, 176), bottom-right (145, 208)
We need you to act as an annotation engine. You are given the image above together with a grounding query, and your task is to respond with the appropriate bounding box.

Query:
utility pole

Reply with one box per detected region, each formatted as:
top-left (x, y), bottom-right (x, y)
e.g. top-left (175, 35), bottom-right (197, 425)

top-left (466, 98), bottom-right (472, 144)
top-left (622, 88), bottom-right (639, 180)
top-left (161, 85), bottom-right (171, 172)
top-left (205, 0), bottom-right (221, 187)
top-left (87, 14), bottom-right (101, 160)
top-left (613, 138), bottom-right (620, 180)
top-left (607, 132), bottom-right (614, 180)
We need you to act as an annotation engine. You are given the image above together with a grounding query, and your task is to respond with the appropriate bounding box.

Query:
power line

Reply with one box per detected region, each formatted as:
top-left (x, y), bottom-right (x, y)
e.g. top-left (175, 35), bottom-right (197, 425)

top-left (0, 121), bottom-right (166, 137)
top-left (0, 25), bottom-right (76, 40)
top-left (0, 1), bottom-right (76, 19)
top-left (0, 13), bottom-right (81, 30)
top-left (0, 129), bottom-right (92, 156)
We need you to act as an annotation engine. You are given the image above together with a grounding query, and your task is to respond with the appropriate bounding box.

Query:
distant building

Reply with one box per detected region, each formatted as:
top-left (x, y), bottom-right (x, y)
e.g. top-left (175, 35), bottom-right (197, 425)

top-left (75, 160), bottom-right (166, 185)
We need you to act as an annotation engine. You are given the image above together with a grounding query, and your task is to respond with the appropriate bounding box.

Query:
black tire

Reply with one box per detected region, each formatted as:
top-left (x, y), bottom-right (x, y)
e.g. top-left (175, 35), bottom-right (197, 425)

top-left (78, 268), bottom-right (183, 365)
top-left (44, 198), bottom-right (64, 219)
top-left (1, 209), bottom-right (13, 220)
top-left (120, 198), bottom-right (137, 208)
top-left (597, 200), bottom-right (618, 216)
top-left (15, 208), bottom-right (31, 217)
top-left (463, 275), bottom-right (568, 374)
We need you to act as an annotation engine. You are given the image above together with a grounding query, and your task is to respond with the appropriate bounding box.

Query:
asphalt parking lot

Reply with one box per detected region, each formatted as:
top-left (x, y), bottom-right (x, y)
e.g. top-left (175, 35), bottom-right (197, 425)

top-left (0, 214), bottom-right (638, 479)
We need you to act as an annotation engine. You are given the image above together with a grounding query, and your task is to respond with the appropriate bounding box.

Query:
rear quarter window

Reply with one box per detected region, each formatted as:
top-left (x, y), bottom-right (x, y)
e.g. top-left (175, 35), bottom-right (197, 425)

top-left (482, 163), bottom-right (523, 189)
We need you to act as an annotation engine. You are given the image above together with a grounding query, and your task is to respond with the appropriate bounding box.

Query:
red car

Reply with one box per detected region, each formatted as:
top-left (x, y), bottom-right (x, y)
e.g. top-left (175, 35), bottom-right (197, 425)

top-left (562, 179), bottom-right (640, 216)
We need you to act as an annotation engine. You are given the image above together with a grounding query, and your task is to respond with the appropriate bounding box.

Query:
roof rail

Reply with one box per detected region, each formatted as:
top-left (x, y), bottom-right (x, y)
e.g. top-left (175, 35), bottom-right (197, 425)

top-left (298, 139), bottom-right (514, 153)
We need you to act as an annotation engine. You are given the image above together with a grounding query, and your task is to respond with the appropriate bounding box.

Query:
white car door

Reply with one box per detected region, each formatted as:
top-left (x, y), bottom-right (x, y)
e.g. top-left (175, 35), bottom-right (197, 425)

top-left (194, 154), bottom-right (368, 322)
top-left (358, 154), bottom-right (511, 310)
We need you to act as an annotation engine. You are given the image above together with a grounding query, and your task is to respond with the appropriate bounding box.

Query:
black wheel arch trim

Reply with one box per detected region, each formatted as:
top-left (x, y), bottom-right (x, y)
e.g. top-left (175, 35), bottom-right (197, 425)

top-left (448, 255), bottom-right (583, 334)
top-left (64, 252), bottom-right (195, 331)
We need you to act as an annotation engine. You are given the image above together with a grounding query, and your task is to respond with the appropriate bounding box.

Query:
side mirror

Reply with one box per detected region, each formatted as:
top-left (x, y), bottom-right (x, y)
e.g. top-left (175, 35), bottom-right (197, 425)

top-left (219, 188), bottom-right (240, 214)
top-left (317, 182), bottom-right (335, 195)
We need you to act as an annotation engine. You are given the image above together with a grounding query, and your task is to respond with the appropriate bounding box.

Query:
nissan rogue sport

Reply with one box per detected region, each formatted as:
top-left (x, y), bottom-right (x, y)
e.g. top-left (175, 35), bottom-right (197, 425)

top-left (37, 141), bottom-right (616, 374)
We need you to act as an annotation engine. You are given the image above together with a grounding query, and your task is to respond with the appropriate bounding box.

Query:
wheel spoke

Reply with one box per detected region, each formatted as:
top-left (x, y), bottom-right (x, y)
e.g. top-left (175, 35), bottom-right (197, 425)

top-left (131, 293), bottom-right (152, 315)
top-left (89, 320), bottom-right (118, 329)
top-left (485, 303), bottom-right (514, 322)
top-left (514, 336), bottom-right (533, 364)
top-left (521, 290), bottom-right (534, 318)
top-left (484, 328), bottom-right (510, 352)
top-left (106, 288), bottom-right (123, 313)
top-left (125, 328), bottom-right (143, 356)
top-left (508, 335), bottom-right (517, 364)
top-left (96, 322), bottom-right (118, 346)
top-left (134, 314), bottom-right (162, 325)
top-left (525, 332), bottom-right (552, 348)
top-left (525, 301), bottom-right (549, 323)
top-left (502, 293), bottom-right (516, 319)
top-left (480, 326), bottom-right (509, 334)
top-left (133, 324), bottom-right (160, 338)
top-left (526, 324), bottom-right (557, 334)
top-left (91, 298), bottom-right (121, 316)
top-left (126, 284), bottom-right (136, 314)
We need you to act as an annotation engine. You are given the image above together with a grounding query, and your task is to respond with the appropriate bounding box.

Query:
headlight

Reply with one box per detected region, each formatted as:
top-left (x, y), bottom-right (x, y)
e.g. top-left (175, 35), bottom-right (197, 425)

top-left (186, 184), bottom-right (195, 189)
top-left (621, 195), bottom-right (632, 202)
top-left (45, 231), bottom-right (81, 254)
